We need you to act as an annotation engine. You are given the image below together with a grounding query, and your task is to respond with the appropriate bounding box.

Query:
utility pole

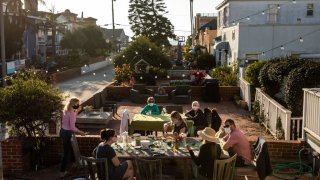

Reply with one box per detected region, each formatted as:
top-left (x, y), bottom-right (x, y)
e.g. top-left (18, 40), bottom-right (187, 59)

top-left (0, 0), bottom-right (6, 87)
top-left (111, 0), bottom-right (115, 61)
top-left (190, 0), bottom-right (194, 46)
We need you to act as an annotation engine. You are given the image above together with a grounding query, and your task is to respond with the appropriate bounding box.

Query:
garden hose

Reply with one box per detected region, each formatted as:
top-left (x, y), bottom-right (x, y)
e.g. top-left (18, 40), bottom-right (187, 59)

top-left (271, 147), bottom-right (313, 180)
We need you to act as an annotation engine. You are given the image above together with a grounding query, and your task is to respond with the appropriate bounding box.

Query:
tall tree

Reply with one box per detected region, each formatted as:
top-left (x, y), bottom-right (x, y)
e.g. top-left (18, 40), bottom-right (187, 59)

top-left (128, 0), bottom-right (176, 47)
top-left (60, 26), bottom-right (107, 57)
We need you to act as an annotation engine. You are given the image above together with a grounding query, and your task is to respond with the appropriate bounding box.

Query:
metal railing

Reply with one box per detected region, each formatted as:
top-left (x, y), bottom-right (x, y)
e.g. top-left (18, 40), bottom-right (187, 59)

top-left (239, 77), bottom-right (251, 111)
top-left (290, 117), bottom-right (303, 140)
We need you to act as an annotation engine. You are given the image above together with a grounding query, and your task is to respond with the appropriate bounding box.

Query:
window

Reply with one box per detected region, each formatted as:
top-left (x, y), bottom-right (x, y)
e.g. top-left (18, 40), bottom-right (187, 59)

top-left (245, 54), bottom-right (259, 61)
top-left (223, 6), bottom-right (229, 26)
top-left (218, 11), bottom-right (221, 27)
top-left (307, 4), bottom-right (314, 16)
top-left (232, 30), bottom-right (235, 40)
top-left (268, 4), bottom-right (279, 24)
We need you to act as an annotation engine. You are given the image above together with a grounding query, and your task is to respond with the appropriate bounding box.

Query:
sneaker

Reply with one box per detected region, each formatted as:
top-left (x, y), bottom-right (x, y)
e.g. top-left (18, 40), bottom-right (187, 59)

top-left (59, 171), bottom-right (67, 178)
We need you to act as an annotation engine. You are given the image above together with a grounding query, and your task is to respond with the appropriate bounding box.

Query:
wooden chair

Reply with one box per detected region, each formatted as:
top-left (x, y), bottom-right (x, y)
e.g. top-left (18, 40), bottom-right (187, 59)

top-left (81, 156), bottom-right (109, 180)
top-left (213, 154), bottom-right (237, 180)
top-left (135, 158), bottom-right (163, 180)
top-left (71, 134), bottom-right (82, 167)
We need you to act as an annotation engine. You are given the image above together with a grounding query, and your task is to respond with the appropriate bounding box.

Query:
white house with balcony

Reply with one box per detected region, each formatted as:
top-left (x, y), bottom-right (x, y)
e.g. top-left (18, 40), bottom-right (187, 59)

top-left (215, 0), bottom-right (320, 66)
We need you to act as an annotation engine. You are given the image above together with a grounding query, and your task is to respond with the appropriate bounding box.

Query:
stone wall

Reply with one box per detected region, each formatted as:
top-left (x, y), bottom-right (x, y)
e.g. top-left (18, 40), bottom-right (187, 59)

top-left (1, 136), bottom-right (305, 176)
top-left (51, 67), bottom-right (81, 84)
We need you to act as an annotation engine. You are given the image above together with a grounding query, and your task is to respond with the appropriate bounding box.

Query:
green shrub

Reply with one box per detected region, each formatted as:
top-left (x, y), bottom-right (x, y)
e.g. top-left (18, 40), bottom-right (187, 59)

top-left (284, 61), bottom-right (320, 116)
top-left (114, 36), bottom-right (172, 70)
top-left (0, 70), bottom-right (64, 137)
top-left (211, 66), bottom-right (237, 86)
top-left (259, 60), bottom-right (280, 95)
top-left (245, 61), bottom-right (266, 88)
top-left (197, 54), bottom-right (216, 69)
top-left (149, 67), bottom-right (167, 78)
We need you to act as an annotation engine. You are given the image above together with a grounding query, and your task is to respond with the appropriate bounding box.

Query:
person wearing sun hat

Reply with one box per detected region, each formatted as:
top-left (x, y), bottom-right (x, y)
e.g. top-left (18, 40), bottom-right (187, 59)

top-left (186, 127), bottom-right (222, 179)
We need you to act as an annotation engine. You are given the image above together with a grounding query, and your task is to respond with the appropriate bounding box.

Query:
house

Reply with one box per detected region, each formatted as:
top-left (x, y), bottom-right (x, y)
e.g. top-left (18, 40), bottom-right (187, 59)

top-left (54, 9), bottom-right (98, 56)
top-left (193, 13), bottom-right (216, 46)
top-left (196, 18), bottom-right (218, 54)
top-left (100, 28), bottom-right (129, 52)
top-left (215, 0), bottom-right (320, 66)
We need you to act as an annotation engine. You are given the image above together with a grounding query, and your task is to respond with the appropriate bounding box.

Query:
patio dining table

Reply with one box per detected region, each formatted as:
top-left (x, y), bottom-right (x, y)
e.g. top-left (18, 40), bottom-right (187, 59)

top-left (129, 114), bottom-right (192, 134)
top-left (114, 137), bottom-right (229, 180)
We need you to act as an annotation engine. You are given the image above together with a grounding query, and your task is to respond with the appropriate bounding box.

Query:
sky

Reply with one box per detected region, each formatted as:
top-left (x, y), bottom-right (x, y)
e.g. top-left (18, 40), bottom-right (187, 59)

top-left (39, 0), bottom-right (220, 40)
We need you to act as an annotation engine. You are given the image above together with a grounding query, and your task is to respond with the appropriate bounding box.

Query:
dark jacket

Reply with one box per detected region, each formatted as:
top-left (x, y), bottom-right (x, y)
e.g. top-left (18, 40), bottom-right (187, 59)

top-left (211, 111), bottom-right (222, 132)
top-left (254, 138), bottom-right (273, 180)
top-left (185, 109), bottom-right (207, 128)
top-left (189, 142), bottom-right (222, 179)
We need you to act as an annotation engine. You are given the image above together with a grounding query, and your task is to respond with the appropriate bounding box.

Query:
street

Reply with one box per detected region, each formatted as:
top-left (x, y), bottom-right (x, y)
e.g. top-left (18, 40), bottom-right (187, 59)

top-left (56, 64), bottom-right (115, 103)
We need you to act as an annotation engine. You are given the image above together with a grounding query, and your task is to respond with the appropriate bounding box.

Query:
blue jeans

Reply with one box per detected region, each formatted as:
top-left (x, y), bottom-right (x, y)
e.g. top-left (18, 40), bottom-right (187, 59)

top-left (60, 128), bottom-right (75, 172)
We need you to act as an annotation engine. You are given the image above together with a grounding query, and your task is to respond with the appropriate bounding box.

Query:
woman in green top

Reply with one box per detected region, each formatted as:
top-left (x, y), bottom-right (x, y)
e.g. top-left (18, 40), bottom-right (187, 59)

top-left (140, 97), bottom-right (160, 115)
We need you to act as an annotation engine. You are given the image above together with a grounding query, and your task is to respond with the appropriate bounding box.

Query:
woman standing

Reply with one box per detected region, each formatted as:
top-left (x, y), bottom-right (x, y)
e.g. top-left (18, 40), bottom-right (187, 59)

top-left (95, 128), bottom-right (134, 180)
top-left (60, 97), bottom-right (85, 178)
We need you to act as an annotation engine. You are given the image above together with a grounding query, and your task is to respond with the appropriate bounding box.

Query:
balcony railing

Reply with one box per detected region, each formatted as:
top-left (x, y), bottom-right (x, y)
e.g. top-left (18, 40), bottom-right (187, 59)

top-left (239, 77), bottom-right (251, 111)
top-left (303, 88), bottom-right (320, 141)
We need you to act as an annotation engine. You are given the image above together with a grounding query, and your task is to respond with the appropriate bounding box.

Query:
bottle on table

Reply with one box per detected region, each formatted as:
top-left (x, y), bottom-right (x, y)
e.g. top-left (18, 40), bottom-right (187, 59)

top-left (162, 106), bottom-right (167, 115)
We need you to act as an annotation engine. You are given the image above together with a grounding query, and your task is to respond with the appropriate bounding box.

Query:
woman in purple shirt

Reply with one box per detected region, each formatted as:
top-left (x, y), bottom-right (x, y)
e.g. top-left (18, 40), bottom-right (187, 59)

top-left (59, 97), bottom-right (85, 178)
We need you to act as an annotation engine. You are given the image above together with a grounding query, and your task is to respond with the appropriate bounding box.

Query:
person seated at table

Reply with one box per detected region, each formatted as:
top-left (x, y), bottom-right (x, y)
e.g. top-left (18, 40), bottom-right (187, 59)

top-left (140, 97), bottom-right (160, 115)
top-left (163, 111), bottom-right (188, 137)
top-left (186, 127), bottom-right (222, 179)
top-left (95, 128), bottom-right (134, 180)
top-left (221, 119), bottom-right (253, 167)
top-left (204, 108), bottom-right (222, 133)
top-left (185, 101), bottom-right (207, 134)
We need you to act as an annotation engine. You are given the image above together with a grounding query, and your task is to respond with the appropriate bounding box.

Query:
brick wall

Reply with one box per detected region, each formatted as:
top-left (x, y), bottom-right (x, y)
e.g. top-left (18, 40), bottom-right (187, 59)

top-left (102, 86), bottom-right (239, 101)
top-left (2, 138), bottom-right (29, 176)
top-left (1, 136), bottom-right (306, 176)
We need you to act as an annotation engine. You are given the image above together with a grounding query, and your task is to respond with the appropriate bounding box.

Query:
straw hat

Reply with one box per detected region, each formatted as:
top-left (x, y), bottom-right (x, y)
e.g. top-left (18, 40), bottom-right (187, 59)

top-left (197, 127), bottom-right (219, 143)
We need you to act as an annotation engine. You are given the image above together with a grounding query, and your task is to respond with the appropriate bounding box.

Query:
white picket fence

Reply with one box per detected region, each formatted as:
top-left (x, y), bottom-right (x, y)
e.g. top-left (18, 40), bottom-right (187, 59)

top-left (255, 88), bottom-right (292, 140)
top-left (239, 78), bottom-right (251, 111)
top-left (303, 88), bottom-right (320, 142)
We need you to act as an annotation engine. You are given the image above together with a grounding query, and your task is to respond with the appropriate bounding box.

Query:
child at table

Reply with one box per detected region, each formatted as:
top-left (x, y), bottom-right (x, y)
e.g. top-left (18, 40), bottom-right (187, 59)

top-left (163, 111), bottom-right (188, 137)
top-left (140, 97), bottom-right (160, 115)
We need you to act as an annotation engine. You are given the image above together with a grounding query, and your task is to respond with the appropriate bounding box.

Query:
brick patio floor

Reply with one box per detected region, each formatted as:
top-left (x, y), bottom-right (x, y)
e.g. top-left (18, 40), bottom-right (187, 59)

top-left (5, 100), bottom-right (314, 180)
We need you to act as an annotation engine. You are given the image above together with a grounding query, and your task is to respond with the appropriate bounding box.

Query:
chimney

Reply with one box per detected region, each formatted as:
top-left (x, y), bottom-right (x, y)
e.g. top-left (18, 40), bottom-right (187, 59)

top-left (81, 11), bottom-right (83, 21)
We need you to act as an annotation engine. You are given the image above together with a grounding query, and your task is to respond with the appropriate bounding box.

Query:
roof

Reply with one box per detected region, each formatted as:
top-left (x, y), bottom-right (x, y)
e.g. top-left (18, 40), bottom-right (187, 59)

top-left (216, 0), bottom-right (289, 9)
top-left (199, 19), bottom-right (217, 31)
top-left (102, 28), bottom-right (125, 38)
top-left (57, 9), bottom-right (77, 16)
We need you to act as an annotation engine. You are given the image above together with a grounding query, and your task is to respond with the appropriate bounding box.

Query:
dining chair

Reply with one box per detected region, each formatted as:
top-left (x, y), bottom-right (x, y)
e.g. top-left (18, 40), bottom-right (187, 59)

top-left (135, 158), bottom-right (163, 180)
top-left (213, 154), bottom-right (237, 180)
top-left (81, 156), bottom-right (109, 180)
top-left (71, 134), bottom-right (82, 167)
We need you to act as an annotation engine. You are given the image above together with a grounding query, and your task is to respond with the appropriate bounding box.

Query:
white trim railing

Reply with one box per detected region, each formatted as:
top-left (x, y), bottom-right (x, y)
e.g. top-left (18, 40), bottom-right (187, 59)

top-left (303, 88), bottom-right (320, 140)
top-left (239, 77), bottom-right (251, 111)
top-left (255, 88), bottom-right (292, 140)
top-left (290, 117), bottom-right (303, 140)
